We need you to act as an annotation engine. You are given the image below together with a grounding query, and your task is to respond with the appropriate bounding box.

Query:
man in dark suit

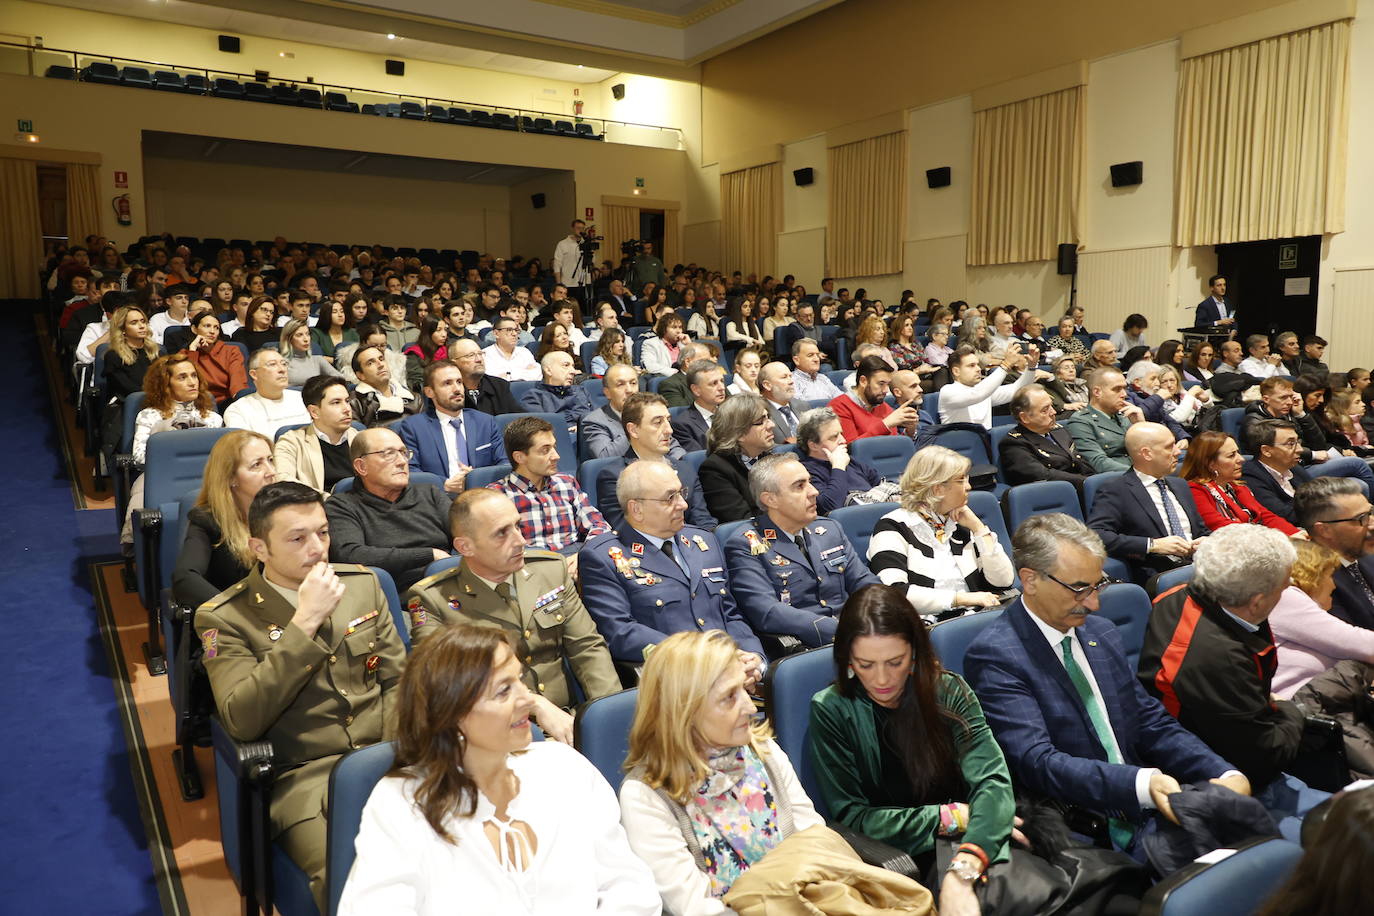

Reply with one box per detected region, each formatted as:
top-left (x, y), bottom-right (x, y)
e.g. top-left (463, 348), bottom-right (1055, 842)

top-left (1194, 274), bottom-right (1235, 329)
top-left (778, 302), bottom-right (835, 361)
top-left (1296, 476), bottom-right (1374, 631)
top-left (595, 392), bottom-right (713, 530)
top-left (759, 361), bottom-right (808, 443)
top-left (671, 359), bottom-right (726, 453)
top-left (1000, 384), bottom-right (1095, 489)
top-left (1241, 419), bottom-right (1312, 525)
top-left (655, 342), bottom-right (711, 407)
top-left (395, 360), bottom-right (506, 491)
top-left (580, 364), bottom-right (638, 459)
top-left (1086, 422), bottom-right (1209, 578)
top-left (449, 337), bottom-right (523, 416)
top-left (965, 514), bottom-right (1245, 851)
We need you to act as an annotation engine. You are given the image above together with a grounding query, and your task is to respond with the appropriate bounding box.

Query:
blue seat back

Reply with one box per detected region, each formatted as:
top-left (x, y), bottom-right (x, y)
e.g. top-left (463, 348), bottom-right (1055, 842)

top-left (574, 689), bottom-right (639, 791)
top-left (1220, 407), bottom-right (1245, 446)
top-left (1082, 471), bottom-right (1118, 514)
top-left (714, 520), bottom-right (752, 546)
top-left (509, 380), bottom-right (539, 401)
top-left (495, 412), bottom-right (575, 473)
top-left (934, 428), bottom-right (991, 465)
top-left (830, 502), bottom-right (897, 562)
top-left (669, 405), bottom-right (688, 418)
top-left (422, 555), bottom-right (462, 580)
top-left (144, 428), bottom-right (235, 508)
top-left (274, 423), bottom-right (310, 440)
top-left (824, 369), bottom-right (850, 389)
top-left (966, 490), bottom-right (1013, 559)
top-left (465, 462), bottom-right (511, 490)
top-left (326, 741), bottom-right (396, 915)
top-left (924, 390), bottom-right (940, 420)
top-left (1005, 480), bottom-right (1083, 536)
top-left (578, 456), bottom-right (622, 508)
top-left (366, 567), bottom-right (409, 650)
top-left (849, 436), bottom-right (915, 480)
top-left (1096, 583), bottom-right (1150, 669)
top-left (681, 449), bottom-right (707, 477)
top-left (579, 341), bottom-right (599, 372)
top-left (1145, 838), bottom-right (1303, 916)
top-left (121, 391), bottom-right (147, 453)
top-left (1150, 564), bottom-right (1193, 598)
top-left (929, 608), bottom-right (1005, 676)
top-left (765, 645), bottom-right (835, 818)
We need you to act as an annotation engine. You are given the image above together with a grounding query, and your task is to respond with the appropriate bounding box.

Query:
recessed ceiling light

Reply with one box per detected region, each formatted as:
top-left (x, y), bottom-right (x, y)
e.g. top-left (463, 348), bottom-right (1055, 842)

top-left (386, 33), bottom-right (397, 40)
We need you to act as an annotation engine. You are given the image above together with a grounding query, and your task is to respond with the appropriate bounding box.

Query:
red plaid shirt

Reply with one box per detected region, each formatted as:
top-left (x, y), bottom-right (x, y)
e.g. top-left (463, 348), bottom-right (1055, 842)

top-left (489, 471), bottom-right (610, 553)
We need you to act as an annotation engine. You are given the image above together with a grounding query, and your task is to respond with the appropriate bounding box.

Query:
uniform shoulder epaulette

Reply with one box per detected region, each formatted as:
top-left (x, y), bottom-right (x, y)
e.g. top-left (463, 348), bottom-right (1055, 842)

top-left (410, 563), bottom-right (462, 591)
top-left (197, 580), bottom-right (248, 613)
top-left (333, 563), bottom-right (373, 574)
top-left (525, 549), bottom-right (564, 563)
top-left (1007, 429), bottom-right (1023, 439)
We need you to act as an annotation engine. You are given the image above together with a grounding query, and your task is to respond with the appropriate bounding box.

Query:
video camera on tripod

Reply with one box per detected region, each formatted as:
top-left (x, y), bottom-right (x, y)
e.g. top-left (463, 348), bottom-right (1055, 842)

top-left (620, 238), bottom-right (646, 256)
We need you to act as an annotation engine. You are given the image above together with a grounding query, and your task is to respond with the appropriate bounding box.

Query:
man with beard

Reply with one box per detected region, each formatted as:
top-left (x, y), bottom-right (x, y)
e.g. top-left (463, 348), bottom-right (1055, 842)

top-left (826, 355), bottom-right (921, 441)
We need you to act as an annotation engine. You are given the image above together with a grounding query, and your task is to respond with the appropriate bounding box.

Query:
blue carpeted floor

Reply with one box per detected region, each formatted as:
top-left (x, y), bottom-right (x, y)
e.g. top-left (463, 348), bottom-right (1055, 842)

top-left (0, 310), bottom-right (162, 913)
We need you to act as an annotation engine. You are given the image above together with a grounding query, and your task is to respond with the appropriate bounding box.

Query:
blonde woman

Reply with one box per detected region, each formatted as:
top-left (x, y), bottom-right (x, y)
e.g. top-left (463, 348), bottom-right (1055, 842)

top-left (727, 349), bottom-right (761, 396)
top-left (280, 318), bottom-right (341, 386)
top-left (619, 630), bottom-right (823, 916)
top-left (103, 304), bottom-right (160, 400)
top-left (171, 430), bottom-right (276, 608)
top-left (1269, 540), bottom-right (1374, 699)
top-left (866, 446), bottom-right (1013, 621)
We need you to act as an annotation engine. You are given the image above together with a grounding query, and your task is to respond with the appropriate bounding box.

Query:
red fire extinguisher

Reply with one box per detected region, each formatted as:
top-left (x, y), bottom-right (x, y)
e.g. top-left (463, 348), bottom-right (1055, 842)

top-left (113, 194), bottom-right (131, 227)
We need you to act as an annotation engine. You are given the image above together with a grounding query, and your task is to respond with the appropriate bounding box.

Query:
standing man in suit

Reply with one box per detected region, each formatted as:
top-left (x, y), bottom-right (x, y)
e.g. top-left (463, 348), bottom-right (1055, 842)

top-left (965, 514), bottom-right (1246, 853)
top-left (1000, 384), bottom-right (1095, 489)
top-left (1242, 420), bottom-right (1313, 525)
top-left (395, 359), bottom-right (506, 493)
top-left (1195, 274), bottom-right (1235, 330)
top-left (1087, 422), bottom-right (1209, 577)
top-left (273, 375), bottom-right (358, 494)
top-left (1296, 476), bottom-right (1374, 631)
top-left (1064, 368), bottom-right (1146, 473)
top-left (449, 337), bottom-right (523, 416)
top-left (670, 359), bottom-right (726, 453)
top-left (655, 342), bottom-right (711, 407)
top-left (579, 461), bottom-right (766, 667)
top-left (580, 363), bottom-right (638, 459)
top-left (759, 361), bottom-right (807, 443)
top-left (596, 392), bottom-right (713, 530)
top-left (723, 454), bottom-right (876, 648)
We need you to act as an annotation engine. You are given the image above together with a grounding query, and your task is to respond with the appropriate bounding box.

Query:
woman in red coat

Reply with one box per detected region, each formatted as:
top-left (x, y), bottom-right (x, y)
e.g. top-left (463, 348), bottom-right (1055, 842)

top-left (1181, 430), bottom-right (1303, 536)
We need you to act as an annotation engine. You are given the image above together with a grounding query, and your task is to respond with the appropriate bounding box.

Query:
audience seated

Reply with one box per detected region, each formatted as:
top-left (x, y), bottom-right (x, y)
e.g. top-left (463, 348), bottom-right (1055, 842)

top-left (938, 343), bottom-right (1035, 428)
top-left (790, 338), bottom-right (843, 402)
top-left (699, 394), bottom-right (777, 523)
top-left (755, 360), bottom-right (806, 443)
top-left (580, 363), bottom-right (638, 459)
top-left (280, 318), bottom-right (341, 387)
top-left (868, 446), bottom-right (1013, 623)
top-left (1241, 377), bottom-right (1374, 489)
top-left (580, 461), bottom-right (764, 663)
top-left (827, 355), bottom-right (920, 442)
top-left (1181, 430), bottom-right (1301, 536)
top-left (338, 322), bottom-right (406, 389)
top-left (338, 624), bottom-right (658, 915)
top-left (231, 296), bottom-right (281, 353)
top-left (595, 392), bottom-right (712, 530)
top-left (1295, 477), bottom-right (1374, 631)
top-left (103, 303), bottom-right (158, 401)
top-left (1319, 388), bottom-right (1374, 459)
top-left (640, 312), bottom-right (688, 378)
top-left (347, 343), bottom-right (422, 428)
top-left (1242, 419), bottom-right (1313, 525)
top-left (171, 430), bottom-right (274, 608)
top-left (396, 360), bottom-right (506, 491)
top-left (1085, 339), bottom-right (1119, 373)
top-left (1064, 368), bottom-right (1146, 473)
top-left (1258, 786), bottom-right (1374, 916)
top-left (999, 384), bottom-right (1095, 490)
top-left (655, 341), bottom-right (711, 407)
top-left (73, 289), bottom-right (124, 368)
top-left (183, 309), bottom-right (247, 405)
top-left (325, 427), bottom-right (454, 591)
top-left (966, 514), bottom-right (1247, 857)
top-left (148, 283), bottom-right (192, 345)
top-left (1268, 540), bottom-right (1374, 700)
top-left (1212, 339), bottom-right (1247, 375)
top-left (1124, 361), bottom-right (1190, 441)
top-left (273, 376), bottom-right (358, 494)
top-left (797, 406), bottom-right (888, 515)
top-left (670, 359), bottom-right (727, 453)
top-left (447, 336), bottom-right (523, 416)
top-left (401, 317), bottom-right (449, 392)
top-left (131, 353), bottom-right (224, 464)
top-left (197, 482), bottom-right (407, 911)
top-left (1087, 422), bottom-right (1207, 577)
top-left (379, 295), bottom-right (419, 351)
top-left (1238, 334), bottom-right (1285, 379)
top-left (482, 316), bottom-right (540, 381)
top-left (726, 348), bottom-right (761, 397)
top-left (519, 350), bottom-right (593, 428)
top-left (619, 631), bottom-right (807, 914)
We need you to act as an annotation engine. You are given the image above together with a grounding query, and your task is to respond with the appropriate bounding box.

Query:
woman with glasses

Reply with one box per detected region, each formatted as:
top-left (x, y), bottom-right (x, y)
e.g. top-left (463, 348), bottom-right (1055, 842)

top-left (1181, 430), bottom-right (1301, 536)
top-left (232, 296), bottom-right (281, 353)
top-left (698, 395), bottom-right (777, 523)
top-left (868, 447), bottom-right (1013, 624)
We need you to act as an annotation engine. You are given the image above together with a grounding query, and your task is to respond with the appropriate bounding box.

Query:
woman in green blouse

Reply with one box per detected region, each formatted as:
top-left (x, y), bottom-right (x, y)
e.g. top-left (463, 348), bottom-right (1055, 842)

top-left (808, 584), bottom-right (1025, 916)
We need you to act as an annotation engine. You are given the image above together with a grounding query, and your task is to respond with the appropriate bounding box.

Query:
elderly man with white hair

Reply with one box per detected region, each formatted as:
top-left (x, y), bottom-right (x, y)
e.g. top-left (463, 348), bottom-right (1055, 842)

top-left (1139, 525), bottom-right (1320, 801)
top-left (1124, 360), bottom-right (1190, 442)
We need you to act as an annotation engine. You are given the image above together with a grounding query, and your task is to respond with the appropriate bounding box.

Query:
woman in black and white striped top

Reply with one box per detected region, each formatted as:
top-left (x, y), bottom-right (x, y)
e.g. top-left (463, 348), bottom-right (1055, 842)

top-left (866, 445), bottom-right (1014, 623)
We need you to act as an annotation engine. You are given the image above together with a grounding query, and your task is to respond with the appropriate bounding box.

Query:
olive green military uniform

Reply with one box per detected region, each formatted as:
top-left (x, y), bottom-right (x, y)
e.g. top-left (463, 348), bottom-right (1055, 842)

top-left (196, 564), bottom-right (407, 911)
top-left (403, 549), bottom-right (620, 709)
top-left (1064, 404), bottom-right (1134, 474)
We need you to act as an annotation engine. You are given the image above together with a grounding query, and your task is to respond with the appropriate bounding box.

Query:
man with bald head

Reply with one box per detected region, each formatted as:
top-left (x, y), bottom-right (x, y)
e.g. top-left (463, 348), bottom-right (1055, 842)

top-left (1065, 367), bottom-right (1147, 473)
top-left (1087, 339), bottom-right (1119, 371)
top-left (759, 360), bottom-right (808, 442)
top-left (1087, 421), bottom-right (1210, 578)
top-left (579, 460), bottom-right (765, 669)
top-left (449, 336), bottom-right (523, 415)
top-left (520, 349), bottom-right (593, 427)
top-left (324, 426), bottom-right (454, 590)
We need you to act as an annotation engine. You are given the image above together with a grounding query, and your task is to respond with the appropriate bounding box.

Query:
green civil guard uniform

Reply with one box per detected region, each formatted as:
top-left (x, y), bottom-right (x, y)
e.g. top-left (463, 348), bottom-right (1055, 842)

top-left (1064, 404), bottom-right (1134, 474)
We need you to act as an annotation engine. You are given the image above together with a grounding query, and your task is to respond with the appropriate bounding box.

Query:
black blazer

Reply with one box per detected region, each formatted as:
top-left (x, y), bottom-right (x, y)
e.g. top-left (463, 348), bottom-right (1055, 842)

top-left (171, 506), bottom-right (252, 609)
top-left (467, 374), bottom-right (523, 416)
top-left (1331, 556), bottom-right (1374, 632)
top-left (1086, 472), bottom-right (1210, 574)
top-left (999, 424), bottom-right (1094, 488)
top-left (671, 406), bottom-right (710, 453)
top-left (1194, 297), bottom-right (1232, 328)
top-left (1239, 459), bottom-right (1311, 526)
top-left (698, 451), bottom-right (759, 523)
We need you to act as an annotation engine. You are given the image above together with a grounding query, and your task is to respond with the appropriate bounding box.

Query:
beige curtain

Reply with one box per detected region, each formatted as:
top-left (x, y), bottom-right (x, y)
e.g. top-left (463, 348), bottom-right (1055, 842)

top-left (968, 86), bottom-right (1083, 267)
top-left (0, 158), bottom-right (43, 299)
top-left (66, 163), bottom-right (102, 248)
top-left (602, 204), bottom-right (639, 275)
top-left (720, 162), bottom-right (781, 278)
top-left (1175, 20), bottom-right (1350, 247)
top-left (827, 133), bottom-right (906, 277)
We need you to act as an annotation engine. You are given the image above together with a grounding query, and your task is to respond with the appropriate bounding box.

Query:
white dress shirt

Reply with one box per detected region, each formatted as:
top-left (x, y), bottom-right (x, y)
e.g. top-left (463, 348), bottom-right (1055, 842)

top-left (483, 343), bottom-right (541, 381)
top-left (147, 311), bottom-right (189, 345)
top-left (1133, 469), bottom-right (1194, 542)
top-left (436, 406), bottom-right (467, 476)
top-left (222, 390), bottom-right (311, 439)
top-left (1261, 460), bottom-right (1296, 498)
top-left (1237, 356), bottom-right (1281, 379)
top-left (938, 367), bottom-right (1035, 429)
top-left (552, 235), bottom-right (588, 286)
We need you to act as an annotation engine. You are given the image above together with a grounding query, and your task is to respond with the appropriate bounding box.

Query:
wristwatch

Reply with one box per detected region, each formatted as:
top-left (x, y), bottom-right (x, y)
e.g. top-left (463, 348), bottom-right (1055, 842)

top-left (946, 857), bottom-right (982, 884)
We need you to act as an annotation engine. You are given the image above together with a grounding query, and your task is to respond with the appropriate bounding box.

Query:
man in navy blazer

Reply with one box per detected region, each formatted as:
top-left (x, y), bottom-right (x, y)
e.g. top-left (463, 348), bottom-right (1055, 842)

top-left (965, 514), bottom-right (1245, 847)
top-left (1296, 476), bottom-right (1374, 631)
top-left (1240, 419), bottom-right (1312, 526)
top-left (395, 360), bottom-right (506, 491)
top-left (1086, 423), bottom-right (1210, 578)
top-left (670, 360), bottom-right (726, 453)
top-left (1194, 275), bottom-right (1235, 329)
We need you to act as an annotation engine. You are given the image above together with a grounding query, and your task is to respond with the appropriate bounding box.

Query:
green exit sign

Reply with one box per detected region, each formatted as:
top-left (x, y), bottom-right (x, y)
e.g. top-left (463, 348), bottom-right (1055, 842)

top-left (17, 119), bottom-right (33, 132)
top-left (634, 177), bottom-right (645, 188)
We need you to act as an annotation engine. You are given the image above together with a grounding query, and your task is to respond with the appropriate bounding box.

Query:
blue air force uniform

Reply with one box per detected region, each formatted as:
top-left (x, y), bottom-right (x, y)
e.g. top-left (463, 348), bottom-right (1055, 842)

top-left (580, 524), bottom-right (765, 663)
top-left (723, 514), bottom-right (877, 648)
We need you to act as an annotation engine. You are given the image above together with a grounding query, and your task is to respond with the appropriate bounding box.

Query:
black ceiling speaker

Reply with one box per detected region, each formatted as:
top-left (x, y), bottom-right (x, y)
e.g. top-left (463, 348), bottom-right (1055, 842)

top-left (792, 167), bottom-right (814, 187)
top-left (385, 59), bottom-right (405, 76)
top-left (1057, 243), bottom-right (1078, 276)
top-left (218, 35), bottom-right (240, 53)
top-left (531, 193), bottom-right (546, 209)
top-left (611, 83), bottom-right (625, 100)
top-left (926, 166), bottom-right (951, 188)
top-left (1110, 161), bottom-right (1143, 187)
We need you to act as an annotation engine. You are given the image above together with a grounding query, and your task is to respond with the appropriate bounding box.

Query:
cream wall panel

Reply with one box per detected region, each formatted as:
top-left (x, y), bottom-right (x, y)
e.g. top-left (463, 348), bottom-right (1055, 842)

top-left (904, 235), bottom-right (969, 302)
top-left (510, 173), bottom-right (576, 262)
top-left (1329, 267), bottom-right (1374, 370)
top-left (968, 261), bottom-right (1070, 318)
top-left (684, 220), bottom-right (721, 268)
top-left (776, 227), bottom-right (825, 290)
top-left (1076, 246), bottom-right (1175, 336)
top-left (483, 209), bottom-right (512, 258)
top-left (782, 136), bottom-right (827, 233)
top-left (1174, 246), bottom-right (1220, 332)
top-left (906, 98), bottom-right (972, 242)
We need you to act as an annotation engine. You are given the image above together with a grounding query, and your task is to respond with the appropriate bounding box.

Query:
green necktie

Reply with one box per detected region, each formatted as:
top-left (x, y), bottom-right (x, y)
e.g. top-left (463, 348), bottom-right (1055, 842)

top-left (1060, 636), bottom-right (1136, 851)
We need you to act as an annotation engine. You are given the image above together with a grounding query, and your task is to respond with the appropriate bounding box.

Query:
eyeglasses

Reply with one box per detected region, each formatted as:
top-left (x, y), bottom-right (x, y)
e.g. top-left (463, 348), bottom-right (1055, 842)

top-left (633, 489), bottom-right (689, 504)
top-left (360, 446), bottom-right (414, 463)
top-left (1318, 508), bottom-right (1374, 527)
top-left (1038, 570), bottom-right (1113, 599)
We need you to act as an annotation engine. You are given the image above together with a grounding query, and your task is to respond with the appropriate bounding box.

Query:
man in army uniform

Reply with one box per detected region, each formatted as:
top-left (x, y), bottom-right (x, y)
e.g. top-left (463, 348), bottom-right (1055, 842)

top-left (196, 482), bottom-right (407, 910)
top-left (403, 488), bottom-right (619, 742)
top-left (723, 454), bottom-right (877, 649)
top-left (1064, 367), bottom-right (1146, 473)
top-left (580, 461), bottom-right (766, 677)
top-left (1000, 384), bottom-right (1096, 490)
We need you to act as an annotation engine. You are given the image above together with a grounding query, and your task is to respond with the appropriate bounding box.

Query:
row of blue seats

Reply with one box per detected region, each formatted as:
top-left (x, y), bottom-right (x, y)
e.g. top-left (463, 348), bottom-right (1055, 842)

top-left (45, 63), bottom-right (604, 140)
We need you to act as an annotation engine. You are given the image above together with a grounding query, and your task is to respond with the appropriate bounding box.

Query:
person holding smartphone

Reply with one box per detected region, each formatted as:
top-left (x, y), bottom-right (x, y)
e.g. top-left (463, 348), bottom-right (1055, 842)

top-left (938, 341), bottom-right (1039, 429)
top-left (827, 355), bottom-right (922, 442)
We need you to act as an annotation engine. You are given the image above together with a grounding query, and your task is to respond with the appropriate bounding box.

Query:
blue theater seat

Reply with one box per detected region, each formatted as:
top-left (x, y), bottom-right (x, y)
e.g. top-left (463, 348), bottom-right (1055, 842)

top-left (119, 66), bottom-right (153, 88)
top-left (80, 61), bottom-right (121, 84)
top-left (211, 77), bottom-right (244, 98)
top-left (45, 64), bottom-right (76, 80)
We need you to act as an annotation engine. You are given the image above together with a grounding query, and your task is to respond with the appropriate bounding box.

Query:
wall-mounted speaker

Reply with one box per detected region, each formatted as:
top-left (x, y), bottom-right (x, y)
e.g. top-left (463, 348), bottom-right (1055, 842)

top-left (1110, 161), bottom-right (1143, 187)
top-left (218, 35), bottom-right (240, 53)
top-left (531, 193), bottom-right (546, 209)
top-left (1057, 243), bottom-right (1078, 276)
top-left (926, 166), bottom-right (951, 189)
top-left (611, 83), bottom-right (625, 100)
top-left (385, 59), bottom-right (405, 76)
top-left (792, 167), bottom-right (814, 187)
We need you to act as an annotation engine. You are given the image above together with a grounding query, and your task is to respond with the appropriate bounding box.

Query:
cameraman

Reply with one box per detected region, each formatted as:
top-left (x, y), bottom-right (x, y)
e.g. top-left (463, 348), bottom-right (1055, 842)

top-left (625, 239), bottom-right (667, 295)
top-left (553, 218), bottom-right (591, 309)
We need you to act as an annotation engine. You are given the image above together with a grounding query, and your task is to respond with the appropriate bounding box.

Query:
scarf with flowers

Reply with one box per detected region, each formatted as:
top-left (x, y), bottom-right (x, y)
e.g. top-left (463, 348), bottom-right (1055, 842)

top-left (686, 745), bottom-right (781, 897)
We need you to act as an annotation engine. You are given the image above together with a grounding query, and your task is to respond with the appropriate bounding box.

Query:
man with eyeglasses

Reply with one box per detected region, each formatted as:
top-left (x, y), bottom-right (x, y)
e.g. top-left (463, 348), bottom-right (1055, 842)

top-left (1241, 376), bottom-right (1374, 492)
top-left (223, 348), bottom-right (312, 438)
top-left (580, 461), bottom-right (766, 677)
top-left (324, 426), bottom-right (454, 591)
top-left (1000, 384), bottom-right (1095, 490)
top-left (1241, 419), bottom-right (1313, 526)
top-left (481, 317), bottom-right (541, 382)
top-left (447, 337), bottom-right (522, 416)
top-left (967, 514), bottom-right (1246, 856)
top-left (1296, 476), bottom-right (1374, 631)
